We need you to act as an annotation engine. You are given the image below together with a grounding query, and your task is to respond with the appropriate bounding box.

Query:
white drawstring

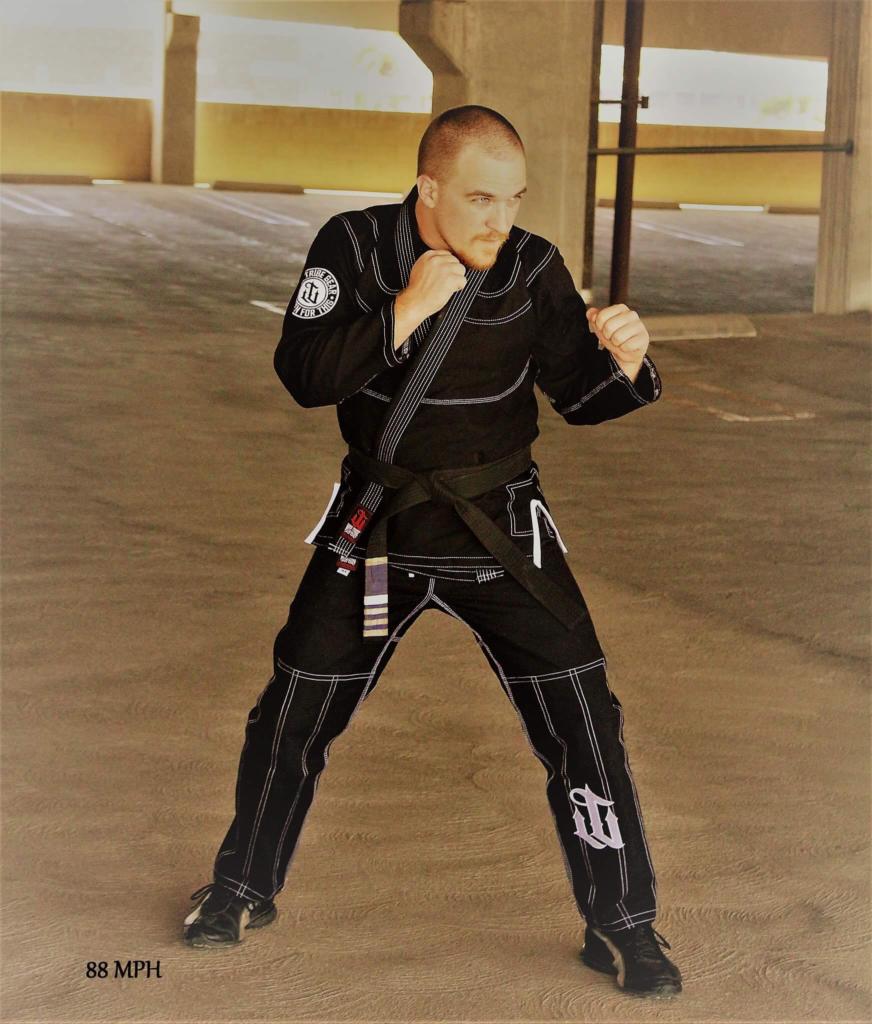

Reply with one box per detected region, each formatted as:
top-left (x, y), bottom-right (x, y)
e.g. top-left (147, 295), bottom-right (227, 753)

top-left (530, 498), bottom-right (568, 568)
top-left (304, 481), bottom-right (340, 544)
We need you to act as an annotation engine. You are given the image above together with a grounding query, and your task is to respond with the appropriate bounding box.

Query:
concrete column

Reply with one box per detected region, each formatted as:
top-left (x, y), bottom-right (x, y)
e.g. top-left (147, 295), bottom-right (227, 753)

top-left (814, 0), bottom-right (871, 313)
top-left (400, 0), bottom-right (597, 286)
top-left (152, 5), bottom-right (200, 185)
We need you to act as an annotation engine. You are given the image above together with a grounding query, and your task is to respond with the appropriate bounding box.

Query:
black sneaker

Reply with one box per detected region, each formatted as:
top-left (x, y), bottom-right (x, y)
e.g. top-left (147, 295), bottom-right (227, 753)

top-left (580, 922), bottom-right (682, 997)
top-left (182, 882), bottom-right (277, 948)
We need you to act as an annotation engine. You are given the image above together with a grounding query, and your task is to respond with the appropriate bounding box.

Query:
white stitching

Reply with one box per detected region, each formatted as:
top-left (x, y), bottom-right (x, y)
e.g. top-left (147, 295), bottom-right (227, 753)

top-left (463, 298), bottom-right (531, 325)
top-left (362, 208), bottom-right (380, 239)
top-left (503, 658), bottom-right (606, 685)
top-left (525, 243), bottom-right (556, 285)
top-left (274, 659), bottom-right (372, 681)
top-left (428, 593), bottom-right (584, 914)
top-left (613, 697), bottom-right (658, 911)
top-left (359, 358), bottom-right (531, 406)
top-left (478, 254), bottom-right (522, 297)
top-left (531, 679), bottom-right (597, 914)
top-left (213, 872), bottom-right (269, 901)
top-left (568, 668), bottom-right (632, 928)
top-left (272, 578), bottom-right (436, 895)
top-left (271, 675), bottom-right (338, 890)
top-left (335, 214), bottom-right (365, 274)
top-left (556, 373), bottom-right (621, 416)
top-left (506, 466), bottom-right (539, 536)
top-left (236, 669), bottom-right (300, 893)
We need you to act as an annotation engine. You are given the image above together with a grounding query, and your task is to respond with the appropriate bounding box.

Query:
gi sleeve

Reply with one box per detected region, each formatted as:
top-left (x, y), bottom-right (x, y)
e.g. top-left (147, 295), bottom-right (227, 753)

top-left (273, 215), bottom-right (413, 408)
top-left (529, 244), bottom-right (662, 425)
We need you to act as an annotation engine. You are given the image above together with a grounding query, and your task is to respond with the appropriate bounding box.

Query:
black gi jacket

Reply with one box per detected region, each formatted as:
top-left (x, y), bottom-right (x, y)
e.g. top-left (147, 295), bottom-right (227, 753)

top-left (274, 186), bottom-right (662, 582)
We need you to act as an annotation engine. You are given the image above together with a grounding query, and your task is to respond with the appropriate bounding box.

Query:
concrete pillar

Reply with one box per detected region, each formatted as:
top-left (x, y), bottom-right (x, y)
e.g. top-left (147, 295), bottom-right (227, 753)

top-left (152, 5), bottom-right (199, 185)
top-left (400, 0), bottom-right (597, 286)
top-left (814, 0), bottom-right (871, 313)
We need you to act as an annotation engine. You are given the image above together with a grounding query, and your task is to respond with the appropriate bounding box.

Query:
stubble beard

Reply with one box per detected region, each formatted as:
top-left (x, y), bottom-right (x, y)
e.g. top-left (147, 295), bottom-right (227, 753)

top-left (453, 237), bottom-right (507, 272)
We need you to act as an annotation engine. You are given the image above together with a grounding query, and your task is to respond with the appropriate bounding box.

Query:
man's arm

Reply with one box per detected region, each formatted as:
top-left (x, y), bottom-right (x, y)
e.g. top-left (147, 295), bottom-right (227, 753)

top-left (274, 216), bottom-right (423, 408)
top-left (529, 243), bottom-right (662, 425)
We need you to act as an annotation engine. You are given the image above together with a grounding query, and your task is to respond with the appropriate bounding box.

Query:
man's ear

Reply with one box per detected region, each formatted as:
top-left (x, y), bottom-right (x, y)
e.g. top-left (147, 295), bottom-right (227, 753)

top-left (417, 174), bottom-right (438, 208)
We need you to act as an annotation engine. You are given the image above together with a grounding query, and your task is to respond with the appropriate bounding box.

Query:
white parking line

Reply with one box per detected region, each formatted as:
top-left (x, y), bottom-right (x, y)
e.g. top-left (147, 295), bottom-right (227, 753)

top-left (670, 395), bottom-right (816, 422)
top-left (250, 300), bottom-right (287, 314)
top-left (599, 209), bottom-right (743, 247)
top-left (198, 192), bottom-right (308, 226)
top-left (715, 410), bottom-right (816, 422)
top-left (637, 220), bottom-right (744, 247)
top-left (0, 189), bottom-right (73, 216)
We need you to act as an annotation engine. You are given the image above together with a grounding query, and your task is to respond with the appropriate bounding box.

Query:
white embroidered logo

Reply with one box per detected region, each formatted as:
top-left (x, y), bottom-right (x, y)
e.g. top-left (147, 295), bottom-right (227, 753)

top-left (569, 784), bottom-right (625, 850)
top-left (292, 267), bottom-right (340, 319)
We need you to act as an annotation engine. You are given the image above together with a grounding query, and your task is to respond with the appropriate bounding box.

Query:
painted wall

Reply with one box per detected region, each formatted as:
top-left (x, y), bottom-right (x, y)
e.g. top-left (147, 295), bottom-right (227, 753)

top-left (0, 92), bottom-right (152, 180)
top-left (0, 91), bottom-right (823, 209)
top-left (194, 103), bottom-right (428, 189)
top-left (596, 123), bottom-right (823, 208)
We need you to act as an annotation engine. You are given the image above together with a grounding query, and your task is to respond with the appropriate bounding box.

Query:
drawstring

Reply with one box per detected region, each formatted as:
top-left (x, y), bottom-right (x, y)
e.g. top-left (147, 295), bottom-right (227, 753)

top-left (530, 498), bottom-right (568, 568)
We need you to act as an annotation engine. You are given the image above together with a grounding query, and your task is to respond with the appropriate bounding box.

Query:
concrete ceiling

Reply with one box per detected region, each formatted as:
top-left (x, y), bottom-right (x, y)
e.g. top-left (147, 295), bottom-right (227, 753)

top-left (168, 0), bottom-right (830, 59)
top-left (170, 1), bottom-right (398, 31)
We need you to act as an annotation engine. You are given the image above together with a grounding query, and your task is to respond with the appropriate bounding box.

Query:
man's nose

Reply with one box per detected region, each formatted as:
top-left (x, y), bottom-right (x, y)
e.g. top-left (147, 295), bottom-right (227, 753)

top-left (486, 204), bottom-right (512, 237)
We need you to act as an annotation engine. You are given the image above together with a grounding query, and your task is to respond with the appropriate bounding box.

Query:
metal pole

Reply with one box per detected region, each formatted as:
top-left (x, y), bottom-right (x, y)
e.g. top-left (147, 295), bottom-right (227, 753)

top-left (582, 0), bottom-right (605, 292)
top-left (609, 0), bottom-right (645, 306)
top-left (591, 141), bottom-right (854, 156)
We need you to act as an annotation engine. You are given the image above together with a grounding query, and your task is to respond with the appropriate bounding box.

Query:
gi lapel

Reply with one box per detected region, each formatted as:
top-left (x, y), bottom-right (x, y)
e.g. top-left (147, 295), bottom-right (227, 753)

top-left (332, 185), bottom-right (490, 574)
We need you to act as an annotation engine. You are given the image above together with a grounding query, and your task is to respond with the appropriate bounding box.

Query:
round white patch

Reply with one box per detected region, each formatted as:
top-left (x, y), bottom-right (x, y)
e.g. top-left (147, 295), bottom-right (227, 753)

top-left (292, 267), bottom-right (340, 319)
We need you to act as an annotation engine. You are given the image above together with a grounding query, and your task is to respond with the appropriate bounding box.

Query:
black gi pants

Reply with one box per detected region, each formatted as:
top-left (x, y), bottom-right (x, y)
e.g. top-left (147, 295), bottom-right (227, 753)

top-left (211, 541), bottom-right (659, 932)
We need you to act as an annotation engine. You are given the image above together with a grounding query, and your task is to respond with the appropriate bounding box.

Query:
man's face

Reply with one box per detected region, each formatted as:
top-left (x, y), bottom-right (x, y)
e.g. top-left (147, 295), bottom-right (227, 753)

top-left (418, 143), bottom-right (527, 271)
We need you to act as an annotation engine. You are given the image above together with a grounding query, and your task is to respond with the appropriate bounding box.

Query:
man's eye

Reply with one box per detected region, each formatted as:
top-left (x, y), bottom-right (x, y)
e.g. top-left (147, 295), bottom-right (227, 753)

top-left (475, 196), bottom-right (490, 204)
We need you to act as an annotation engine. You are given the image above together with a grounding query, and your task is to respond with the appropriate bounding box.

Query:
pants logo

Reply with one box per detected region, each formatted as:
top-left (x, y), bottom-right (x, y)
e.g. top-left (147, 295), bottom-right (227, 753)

top-left (569, 784), bottom-right (625, 850)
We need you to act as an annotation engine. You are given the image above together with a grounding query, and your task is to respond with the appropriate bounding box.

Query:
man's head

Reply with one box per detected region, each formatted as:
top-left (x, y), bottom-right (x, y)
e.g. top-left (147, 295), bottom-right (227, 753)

top-left (414, 105), bottom-right (527, 271)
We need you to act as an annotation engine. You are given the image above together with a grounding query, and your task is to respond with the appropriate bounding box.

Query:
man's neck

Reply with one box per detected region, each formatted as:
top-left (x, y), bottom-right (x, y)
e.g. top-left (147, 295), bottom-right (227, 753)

top-left (414, 198), bottom-right (444, 251)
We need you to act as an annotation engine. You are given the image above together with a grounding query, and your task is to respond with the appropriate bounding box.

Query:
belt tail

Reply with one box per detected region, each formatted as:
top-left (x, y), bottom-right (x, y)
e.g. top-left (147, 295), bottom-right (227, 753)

top-left (363, 557), bottom-right (390, 640)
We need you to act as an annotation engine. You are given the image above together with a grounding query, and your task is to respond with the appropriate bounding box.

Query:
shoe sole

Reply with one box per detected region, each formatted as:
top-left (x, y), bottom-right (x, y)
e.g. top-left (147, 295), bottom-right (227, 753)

top-left (183, 906), bottom-right (278, 949)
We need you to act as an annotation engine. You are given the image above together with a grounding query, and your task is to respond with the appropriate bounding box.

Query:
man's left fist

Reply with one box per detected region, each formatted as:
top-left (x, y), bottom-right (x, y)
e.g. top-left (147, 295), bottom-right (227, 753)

top-left (586, 304), bottom-right (649, 369)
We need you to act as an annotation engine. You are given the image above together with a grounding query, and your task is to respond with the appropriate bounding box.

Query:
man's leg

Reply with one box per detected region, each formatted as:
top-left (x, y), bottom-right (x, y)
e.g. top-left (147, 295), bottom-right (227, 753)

top-left (208, 547), bottom-right (436, 904)
top-left (427, 542), bottom-right (658, 933)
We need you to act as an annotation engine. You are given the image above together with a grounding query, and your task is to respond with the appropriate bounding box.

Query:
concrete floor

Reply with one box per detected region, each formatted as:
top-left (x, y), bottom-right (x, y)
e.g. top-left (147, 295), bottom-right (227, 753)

top-left (1, 183), bottom-right (870, 1023)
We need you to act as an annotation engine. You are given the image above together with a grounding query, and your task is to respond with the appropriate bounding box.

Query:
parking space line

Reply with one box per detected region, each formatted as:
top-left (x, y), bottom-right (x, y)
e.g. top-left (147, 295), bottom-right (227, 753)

top-left (251, 300), bottom-right (287, 314)
top-left (599, 208), bottom-right (743, 247)
top-left (668, 394), bottom-right (816, 422)
top-left (198, 192), bottom-right (308, 226)
top-left (685, 379), bottom-right (811, 415)
top-left (0, 189), bottom-right (73, 216)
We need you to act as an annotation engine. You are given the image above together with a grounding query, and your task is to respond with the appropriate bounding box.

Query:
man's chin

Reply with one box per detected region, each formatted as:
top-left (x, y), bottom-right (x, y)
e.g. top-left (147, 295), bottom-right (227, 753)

top-left (457, 245), bottom-right (504, 272)
top-left (460, 256), bottom-right (497, 271)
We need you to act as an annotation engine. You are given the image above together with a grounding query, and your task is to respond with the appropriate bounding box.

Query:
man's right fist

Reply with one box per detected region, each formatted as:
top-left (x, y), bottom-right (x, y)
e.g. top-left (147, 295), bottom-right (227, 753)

top-left (400, 249), bottom-right (467, 320)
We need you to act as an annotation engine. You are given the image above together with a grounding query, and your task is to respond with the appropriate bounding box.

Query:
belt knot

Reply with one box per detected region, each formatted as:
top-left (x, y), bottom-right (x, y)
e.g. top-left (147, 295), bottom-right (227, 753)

top-left (423, 470), bottom-right (455, 507)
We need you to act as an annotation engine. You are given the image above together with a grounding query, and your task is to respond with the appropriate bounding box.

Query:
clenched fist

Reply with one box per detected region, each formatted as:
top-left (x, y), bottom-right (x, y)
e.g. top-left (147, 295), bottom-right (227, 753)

top-left (401, 249), bottom-right (467, 320)
top-left (586, 303), bottom-right (650, 372)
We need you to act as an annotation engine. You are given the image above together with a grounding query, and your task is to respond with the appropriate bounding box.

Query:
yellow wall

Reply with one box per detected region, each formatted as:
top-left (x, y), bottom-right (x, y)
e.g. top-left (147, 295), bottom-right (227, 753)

top-left (0, 92), bottom-right (151, 180)
top-left (596, 123), bottom-right (823, 208)
top-left (194, 103), bottom-right (428, 191)
top-left (0, 91), bottom-right (822, 209)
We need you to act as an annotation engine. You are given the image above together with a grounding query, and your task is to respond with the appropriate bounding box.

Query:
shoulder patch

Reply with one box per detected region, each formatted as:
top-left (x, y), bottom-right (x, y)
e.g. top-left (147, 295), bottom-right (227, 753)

top-left (292, 267), bottom-right (340, 319)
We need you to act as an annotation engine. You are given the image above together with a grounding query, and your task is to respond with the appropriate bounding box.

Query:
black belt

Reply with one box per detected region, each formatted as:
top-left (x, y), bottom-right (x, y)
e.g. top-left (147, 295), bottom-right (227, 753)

top-left (347, 444), bottom-right (586, 640)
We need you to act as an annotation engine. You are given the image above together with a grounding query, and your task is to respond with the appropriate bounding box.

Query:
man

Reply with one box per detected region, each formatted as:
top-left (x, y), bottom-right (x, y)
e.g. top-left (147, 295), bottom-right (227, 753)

top-left (182, 105), bottom-right (682, 999)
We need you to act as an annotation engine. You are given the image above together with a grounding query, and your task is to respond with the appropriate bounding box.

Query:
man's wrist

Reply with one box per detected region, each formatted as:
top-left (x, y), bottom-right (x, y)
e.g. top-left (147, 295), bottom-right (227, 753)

top-left (394, 289), bottom-right (427, 351)
top-left (613, 355), bottom-right (644, 384)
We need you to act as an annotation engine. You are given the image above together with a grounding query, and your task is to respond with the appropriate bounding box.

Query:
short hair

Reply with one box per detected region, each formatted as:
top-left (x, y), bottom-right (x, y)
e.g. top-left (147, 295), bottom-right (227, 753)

top-left (416, 105), bottom-right (525, 182)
